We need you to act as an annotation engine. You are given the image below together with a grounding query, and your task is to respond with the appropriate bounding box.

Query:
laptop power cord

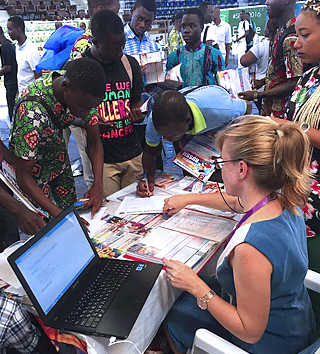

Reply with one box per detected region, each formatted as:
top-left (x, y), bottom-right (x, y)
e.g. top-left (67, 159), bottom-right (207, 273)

top-left (109, 336), bottom-right (143, 354)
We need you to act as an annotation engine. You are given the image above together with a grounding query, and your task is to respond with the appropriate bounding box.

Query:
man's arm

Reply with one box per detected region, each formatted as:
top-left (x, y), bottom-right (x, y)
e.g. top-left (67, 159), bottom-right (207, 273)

top-left (83, 124), bottom-right (104, 216)
top-left (240, 51), bottom-right (257, 67)
top-left (15, 158), bottom-right (62, 218)
top-left (225, 43), bottom-right (231, 67)
top-left (0, 185), bottom-right (46, 235)
top-left (0, 64), bottom-right (11, 76)
top-left (137, 144), bottom-right (161, 197)
top-left (238, 77), bottom-right (300, 102)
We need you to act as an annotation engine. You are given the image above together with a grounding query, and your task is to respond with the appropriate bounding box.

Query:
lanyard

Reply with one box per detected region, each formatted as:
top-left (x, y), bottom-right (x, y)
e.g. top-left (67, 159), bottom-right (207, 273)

top-left (224, 192), bottom-right (277, 247)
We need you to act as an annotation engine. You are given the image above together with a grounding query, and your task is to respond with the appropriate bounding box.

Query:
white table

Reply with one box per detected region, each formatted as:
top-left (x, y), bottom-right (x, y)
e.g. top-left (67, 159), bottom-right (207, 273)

top-left (76, 182), bottom-right (224, 354)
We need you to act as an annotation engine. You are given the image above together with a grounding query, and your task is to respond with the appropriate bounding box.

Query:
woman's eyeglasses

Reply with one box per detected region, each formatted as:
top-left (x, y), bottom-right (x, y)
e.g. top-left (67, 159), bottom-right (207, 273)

top-left (212, 158), bottom-right (242, 170)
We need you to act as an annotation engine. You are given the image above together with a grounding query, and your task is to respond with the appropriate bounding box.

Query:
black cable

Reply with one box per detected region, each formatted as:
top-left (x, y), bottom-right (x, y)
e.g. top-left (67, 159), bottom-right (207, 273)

top-left (217, 183), bottom-right (244, 214)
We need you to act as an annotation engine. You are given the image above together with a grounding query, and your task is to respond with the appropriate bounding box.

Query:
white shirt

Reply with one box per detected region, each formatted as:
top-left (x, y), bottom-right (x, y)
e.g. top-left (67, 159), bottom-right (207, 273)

top-left (249, 38), bottom-right (270, 80)
top-left (237, 20), bottom-right (249, 44)
top-left (206, 19), bottom-right (231, 58)
top-left (16, 38), bottom-right (41, 93)
top-left (201, 23), bottom-right (216, 45)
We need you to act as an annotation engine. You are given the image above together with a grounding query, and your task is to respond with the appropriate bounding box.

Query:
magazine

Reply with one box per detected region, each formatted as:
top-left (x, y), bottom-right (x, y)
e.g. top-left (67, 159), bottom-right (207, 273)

top-left (126, 226), bottom-right (218, 272)
top-left (132, 52), bottom-right (165, 85)
top-left (172, 134), bottom-right (220, 183)
top-left (218, 67), bottom-right (251, 99)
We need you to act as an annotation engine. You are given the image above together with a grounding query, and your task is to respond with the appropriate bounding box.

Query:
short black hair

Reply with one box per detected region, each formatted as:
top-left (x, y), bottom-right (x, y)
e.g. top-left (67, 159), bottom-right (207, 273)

top-left (183, 8), bottom-right (204, 27)
top-left (8, 16), bottom-right (25, 33)
top-left (91, 9), bottom-right (124, 40)
top-left (65, 57), bottom-right (106, 98)
top-left (87, 0), bottom-right (117, 16)
top-left (245, 12), bottom-right (250, 15)
top-left (240, 10), bottom-right (246, 13)
top-left (175, 11), bottom-right (184, 20)
top-left (133, 0), bottom-right (156, 13)
top-left (153, 91), bottom-right (189, 127)
top-left (199, 1), bottom-right (212, 13)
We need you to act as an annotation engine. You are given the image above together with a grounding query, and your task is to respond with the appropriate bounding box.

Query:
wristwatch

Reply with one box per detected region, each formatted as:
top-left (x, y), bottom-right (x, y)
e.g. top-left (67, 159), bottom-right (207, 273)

top-left (197, 290), bottom-right (215, 310)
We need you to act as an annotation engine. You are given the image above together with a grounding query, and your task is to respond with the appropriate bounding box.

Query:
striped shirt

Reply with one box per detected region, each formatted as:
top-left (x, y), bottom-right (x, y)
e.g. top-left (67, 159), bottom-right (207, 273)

top-left (123, 23), bottom-right (158, 55)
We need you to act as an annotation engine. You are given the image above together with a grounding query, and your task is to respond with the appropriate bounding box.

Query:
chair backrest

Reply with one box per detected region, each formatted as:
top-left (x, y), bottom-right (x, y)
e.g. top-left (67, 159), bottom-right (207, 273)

top-left (190, 269), bottom-right (320, 354)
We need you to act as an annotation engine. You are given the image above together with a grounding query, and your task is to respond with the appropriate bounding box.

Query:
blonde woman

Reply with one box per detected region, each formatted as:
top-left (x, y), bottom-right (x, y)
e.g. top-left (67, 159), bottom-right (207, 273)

top-left (162, 116), bottom-right (316, 354)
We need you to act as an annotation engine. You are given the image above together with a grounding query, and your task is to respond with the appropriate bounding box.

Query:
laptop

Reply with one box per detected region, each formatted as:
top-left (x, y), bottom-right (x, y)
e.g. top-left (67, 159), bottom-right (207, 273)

top-left (8, 206), bottom-right (162, 339)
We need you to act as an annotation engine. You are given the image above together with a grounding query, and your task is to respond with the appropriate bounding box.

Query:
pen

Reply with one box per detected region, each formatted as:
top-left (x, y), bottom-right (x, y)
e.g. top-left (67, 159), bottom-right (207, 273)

top-left (144, 173), bottom-right (151, 197)
top-left (78, 198), bottom-right (89, 202)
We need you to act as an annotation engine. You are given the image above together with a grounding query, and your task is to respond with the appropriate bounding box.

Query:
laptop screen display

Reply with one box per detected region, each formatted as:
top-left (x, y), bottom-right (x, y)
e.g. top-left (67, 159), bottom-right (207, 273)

top-left (14, 211), bottom-right (95, 315)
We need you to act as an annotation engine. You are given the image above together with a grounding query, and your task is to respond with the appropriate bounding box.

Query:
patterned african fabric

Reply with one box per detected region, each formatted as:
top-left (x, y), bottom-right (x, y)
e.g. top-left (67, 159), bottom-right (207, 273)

top-left (285, 66), bottom-right (320, 238)
top-left (167, 28), bottom-right (184, 54)
top-left (10, 71), bottom-right (99, 211)
top-left (69, 28), bottom-right (93, 59)
top-left (167, 43), bottom-right (225, 88)
top-left (261, 18), bottom-right (303, 117)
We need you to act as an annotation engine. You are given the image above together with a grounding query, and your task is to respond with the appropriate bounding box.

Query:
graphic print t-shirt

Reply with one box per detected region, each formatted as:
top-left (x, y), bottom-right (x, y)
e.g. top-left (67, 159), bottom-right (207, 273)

top-left (84, 51), bottom-right (144, 163)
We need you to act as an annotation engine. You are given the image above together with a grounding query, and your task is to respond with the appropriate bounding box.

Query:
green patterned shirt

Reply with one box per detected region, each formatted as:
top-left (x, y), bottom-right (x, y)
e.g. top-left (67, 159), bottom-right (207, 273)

top-left (11, 71), bottom-right (99, 210)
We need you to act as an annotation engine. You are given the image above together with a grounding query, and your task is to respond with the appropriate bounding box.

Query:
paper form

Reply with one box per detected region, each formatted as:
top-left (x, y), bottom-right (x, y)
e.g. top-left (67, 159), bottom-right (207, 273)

top-left (160, 209), bottom-right (237, 242)
top-left (116, 196), bottom-right (167, 215)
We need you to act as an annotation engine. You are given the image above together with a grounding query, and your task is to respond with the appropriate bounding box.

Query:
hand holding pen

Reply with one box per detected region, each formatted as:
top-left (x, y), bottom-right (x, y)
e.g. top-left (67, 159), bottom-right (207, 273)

top-left (136, 174), bottom-right (154, 197)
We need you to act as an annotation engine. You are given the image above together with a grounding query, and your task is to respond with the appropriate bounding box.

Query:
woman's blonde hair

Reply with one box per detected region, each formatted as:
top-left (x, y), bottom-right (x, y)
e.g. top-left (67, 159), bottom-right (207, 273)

top-left (215, 116), bottom-right (312, 214)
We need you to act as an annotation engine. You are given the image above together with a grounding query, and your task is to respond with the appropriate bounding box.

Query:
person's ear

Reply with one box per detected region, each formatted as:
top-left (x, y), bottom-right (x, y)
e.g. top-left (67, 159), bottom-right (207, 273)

top-left (61, 79), bottom-right (70, 92)
top-left (238, 160), bottom-right (249, 180)
top-left (186, 114), bottom-right (193, 126)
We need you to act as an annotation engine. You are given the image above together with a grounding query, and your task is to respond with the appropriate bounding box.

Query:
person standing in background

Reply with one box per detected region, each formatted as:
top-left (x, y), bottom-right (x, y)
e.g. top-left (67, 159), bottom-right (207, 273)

top-left (199, 1), bottom-right (214, 45)
top-left (0, 26), bottom-right (17, 122)
top-left (123, 0), bottom-right (158, 55)
top-left (238, 0), bottom-right (303, 117)
top-left (244, 12), bottom-right (257, 52)
top-left (67, 0), bottom-right (120, 189)
top-left (7, 16), bottom-right (41, 94)
top-left (167, 11), bottom-right (184, 54)
top-left (207, 7), bottom-right (231, 67)
top-left (235, 10), bottom-right (249, 68)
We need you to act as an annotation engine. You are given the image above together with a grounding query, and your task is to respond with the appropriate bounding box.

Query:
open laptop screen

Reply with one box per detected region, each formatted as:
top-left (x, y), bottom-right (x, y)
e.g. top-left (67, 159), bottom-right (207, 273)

top-left (14, 211), bottom-right (95, 315)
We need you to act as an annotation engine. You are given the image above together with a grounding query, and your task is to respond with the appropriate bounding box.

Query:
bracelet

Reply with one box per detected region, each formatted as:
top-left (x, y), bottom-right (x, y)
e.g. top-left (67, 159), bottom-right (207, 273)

top-left (300, 122), bottom-right (310, 133)
top-left (253, 89), bottom-right (258, 102)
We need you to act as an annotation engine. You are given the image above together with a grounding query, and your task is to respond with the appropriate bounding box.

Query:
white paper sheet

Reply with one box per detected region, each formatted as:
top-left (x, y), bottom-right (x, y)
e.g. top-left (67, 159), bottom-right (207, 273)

top-left (116, 196), bottom-right (167, 215)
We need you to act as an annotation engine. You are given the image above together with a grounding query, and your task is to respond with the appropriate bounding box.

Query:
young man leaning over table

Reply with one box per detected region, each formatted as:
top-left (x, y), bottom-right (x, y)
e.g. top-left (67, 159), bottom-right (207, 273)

top-left (10, 58), bottom-right (105, 220)
top-left (137, 85), bottom-right (251, 197)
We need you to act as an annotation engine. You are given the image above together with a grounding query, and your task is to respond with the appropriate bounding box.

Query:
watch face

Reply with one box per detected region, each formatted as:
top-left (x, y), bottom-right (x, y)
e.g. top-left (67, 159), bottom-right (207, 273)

top-left (197, 298), bottom-right (207, 310)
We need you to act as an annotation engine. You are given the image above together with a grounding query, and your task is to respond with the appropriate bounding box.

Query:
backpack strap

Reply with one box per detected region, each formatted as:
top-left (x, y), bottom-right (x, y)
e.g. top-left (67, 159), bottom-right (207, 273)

top-left (203, 25), bottom-right (209, 44)
top-left (276, 25), bottom-right (296, 60)
top-left (12, 96), bottom-right (62, 133)
top-left (121, 54), bottom-right (133, 89)
top-left (202, 45), bottom-right (209, 86)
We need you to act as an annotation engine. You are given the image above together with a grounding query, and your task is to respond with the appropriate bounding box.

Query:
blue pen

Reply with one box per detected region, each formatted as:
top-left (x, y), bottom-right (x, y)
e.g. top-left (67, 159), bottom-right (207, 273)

top-left (144, 173), bottom-right (151, 197)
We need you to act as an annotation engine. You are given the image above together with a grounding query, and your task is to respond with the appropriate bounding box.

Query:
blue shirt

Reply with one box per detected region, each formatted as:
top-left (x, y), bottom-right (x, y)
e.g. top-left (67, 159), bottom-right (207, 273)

top-left (167, 43), bottom-right (225, 87)
top-left (123, 23), bottom-right (158, 55)
top-left (145, 85), bottom-right (246, 147)
top-left (217, 209), bottom-right (316, 354)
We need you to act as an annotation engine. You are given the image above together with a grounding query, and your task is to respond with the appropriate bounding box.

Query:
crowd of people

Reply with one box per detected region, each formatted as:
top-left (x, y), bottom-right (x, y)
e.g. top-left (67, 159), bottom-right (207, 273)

top-left (1, 0), bottom-right (320, 352)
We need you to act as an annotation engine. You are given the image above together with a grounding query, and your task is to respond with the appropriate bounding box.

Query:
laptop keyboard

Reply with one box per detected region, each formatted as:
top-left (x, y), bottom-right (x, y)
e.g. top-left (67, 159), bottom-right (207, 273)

top-left (65, 261), bottom-right (135, 328)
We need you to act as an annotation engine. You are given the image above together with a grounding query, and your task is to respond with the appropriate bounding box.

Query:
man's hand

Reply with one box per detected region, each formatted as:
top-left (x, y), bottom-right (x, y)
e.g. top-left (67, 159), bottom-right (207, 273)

top-left (127, 107), bottom-right (145, 124)
top-left (136, 179), bottom-right (154, 197)
top-left (238, 90), bottom-right (255, 101)
top-left (99, 121), bottom-right (116, 133)
top-left (15, 207), bottom-right (46, 235)
top-left (83, 184), bottom-right (103, 217)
